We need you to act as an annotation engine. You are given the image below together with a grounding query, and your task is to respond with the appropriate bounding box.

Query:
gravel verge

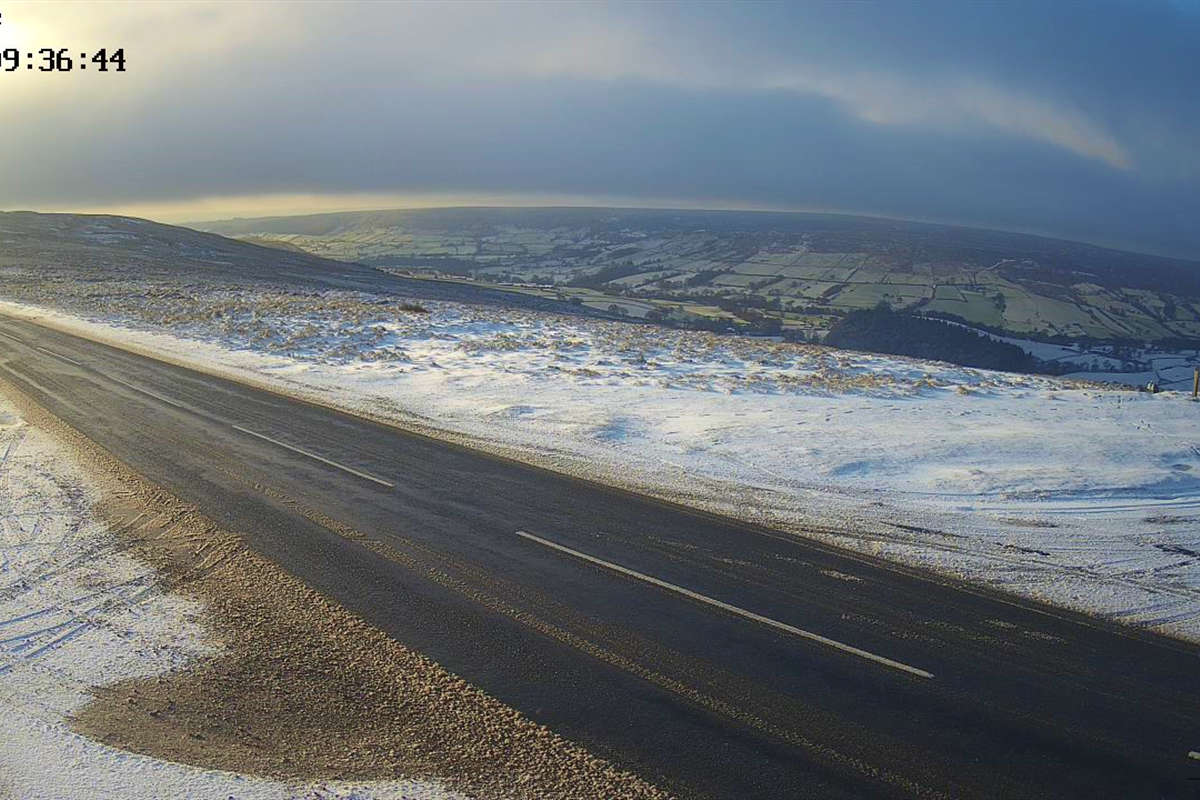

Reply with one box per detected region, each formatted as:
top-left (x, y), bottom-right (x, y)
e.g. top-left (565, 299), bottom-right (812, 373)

top-left (0, 376), bottom-right (672, 800)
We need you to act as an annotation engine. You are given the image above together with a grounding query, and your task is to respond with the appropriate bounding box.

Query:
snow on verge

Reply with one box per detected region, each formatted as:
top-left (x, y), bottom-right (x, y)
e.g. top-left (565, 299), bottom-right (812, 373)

top-left (0, 395), bottom-right (465, 800)
top-left (1, 296), bottom-right (1198, 644)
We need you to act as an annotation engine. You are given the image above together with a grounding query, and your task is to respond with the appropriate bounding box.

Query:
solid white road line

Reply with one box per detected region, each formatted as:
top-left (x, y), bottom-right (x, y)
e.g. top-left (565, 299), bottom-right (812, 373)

top-left (516, 530), bottom-right (934, 680)
top-left (231, 424), bottom-right (396, 488)
top-left (35, 346), bottom-right (82, 366)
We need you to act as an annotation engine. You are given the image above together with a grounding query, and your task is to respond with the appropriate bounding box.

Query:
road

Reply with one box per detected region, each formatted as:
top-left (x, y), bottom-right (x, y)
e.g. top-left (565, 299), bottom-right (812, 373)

top-left (0, 313), bottom-right (1197, 799)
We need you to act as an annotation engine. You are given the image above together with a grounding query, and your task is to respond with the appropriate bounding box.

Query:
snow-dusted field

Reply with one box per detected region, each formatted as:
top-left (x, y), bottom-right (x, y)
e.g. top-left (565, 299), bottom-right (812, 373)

top-left (2, 290), bottom-right (1199, 642)
top-left (0, 396), bottom-right (462, 800)
top-left (943, 320), bottom-right (1200, 388)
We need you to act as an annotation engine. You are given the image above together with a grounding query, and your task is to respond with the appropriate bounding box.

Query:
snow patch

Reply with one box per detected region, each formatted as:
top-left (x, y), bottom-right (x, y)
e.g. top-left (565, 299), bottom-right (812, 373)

top-left (1, 295), bottom-right (1198, 641)
top-left (0, 395), bottom-right (465, 800)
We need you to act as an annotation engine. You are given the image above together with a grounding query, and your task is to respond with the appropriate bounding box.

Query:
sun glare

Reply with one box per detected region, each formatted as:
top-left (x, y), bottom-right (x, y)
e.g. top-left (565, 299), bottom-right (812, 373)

top-left (0, 13), bottom-right (42, 53)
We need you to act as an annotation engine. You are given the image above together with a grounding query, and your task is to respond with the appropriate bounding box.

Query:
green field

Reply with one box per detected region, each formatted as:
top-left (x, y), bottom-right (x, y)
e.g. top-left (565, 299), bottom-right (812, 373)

top-left (202, 207), bottom-right (1200, 343)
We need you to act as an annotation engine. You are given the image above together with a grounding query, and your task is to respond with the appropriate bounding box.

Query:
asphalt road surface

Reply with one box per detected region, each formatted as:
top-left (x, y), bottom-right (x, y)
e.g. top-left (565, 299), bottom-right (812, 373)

top-left (0, 313), bottom-right (1197, 799)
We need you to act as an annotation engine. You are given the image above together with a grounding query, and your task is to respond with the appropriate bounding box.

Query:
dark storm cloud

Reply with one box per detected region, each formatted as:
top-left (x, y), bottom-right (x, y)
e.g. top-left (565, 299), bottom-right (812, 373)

top-left (2, 1), bottom-right (1198, 257)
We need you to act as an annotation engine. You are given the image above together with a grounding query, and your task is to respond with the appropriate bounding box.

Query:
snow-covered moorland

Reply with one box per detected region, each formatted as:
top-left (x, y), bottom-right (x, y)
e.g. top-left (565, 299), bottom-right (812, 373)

top-left (2, 286), bottom-right (1199, 641)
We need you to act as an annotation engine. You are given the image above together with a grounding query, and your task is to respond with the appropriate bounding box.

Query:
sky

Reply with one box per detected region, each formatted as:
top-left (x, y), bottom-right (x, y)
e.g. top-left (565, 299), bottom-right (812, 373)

top-left (1, 0), bottom-right (1198, 258)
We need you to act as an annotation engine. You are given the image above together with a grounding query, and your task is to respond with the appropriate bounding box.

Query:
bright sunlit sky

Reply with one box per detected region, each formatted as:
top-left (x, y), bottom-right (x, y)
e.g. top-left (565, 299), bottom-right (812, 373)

top-left (2, 1), bottom-right (1199, 257)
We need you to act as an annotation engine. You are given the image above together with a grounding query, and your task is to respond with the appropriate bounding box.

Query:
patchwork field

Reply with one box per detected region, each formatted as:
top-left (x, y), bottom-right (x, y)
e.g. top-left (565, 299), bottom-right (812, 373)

top-left (199, 207), bottom-right (1200, 343)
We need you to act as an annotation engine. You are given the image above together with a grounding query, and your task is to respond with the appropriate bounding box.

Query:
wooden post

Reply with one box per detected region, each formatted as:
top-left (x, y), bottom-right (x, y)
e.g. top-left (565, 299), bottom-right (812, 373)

top-left (1194, 367), bottom-right (1199, 399)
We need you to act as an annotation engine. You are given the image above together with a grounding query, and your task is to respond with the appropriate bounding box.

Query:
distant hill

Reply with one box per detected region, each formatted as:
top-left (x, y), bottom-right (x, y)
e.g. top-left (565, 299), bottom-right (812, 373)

top-left (236, 235), bottom-right (311, 254)
top-left (0, 211), bottom-right (621, 319)
top-left (197, 207), bottom-right (1200, 344)
top-left (0, 211), bottom-right (374, 288)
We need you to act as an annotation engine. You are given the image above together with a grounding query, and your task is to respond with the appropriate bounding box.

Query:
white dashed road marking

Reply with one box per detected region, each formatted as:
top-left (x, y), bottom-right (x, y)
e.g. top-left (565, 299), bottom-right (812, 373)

top-left (516, 529), bottom-right (934, 679)
top-left (106, 375), bottom-right (191, 410)
top-left (34, 347), bottom-right (81, 367)
top-left (232, 425), bottom-right (396, 488)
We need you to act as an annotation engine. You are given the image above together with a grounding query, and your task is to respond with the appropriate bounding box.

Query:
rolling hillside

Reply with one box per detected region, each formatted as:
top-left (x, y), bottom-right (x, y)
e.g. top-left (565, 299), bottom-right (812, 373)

top-left (0, 211), bottom-right (376, 286)
top-left (199, 207), bottom-right (1200, 343)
